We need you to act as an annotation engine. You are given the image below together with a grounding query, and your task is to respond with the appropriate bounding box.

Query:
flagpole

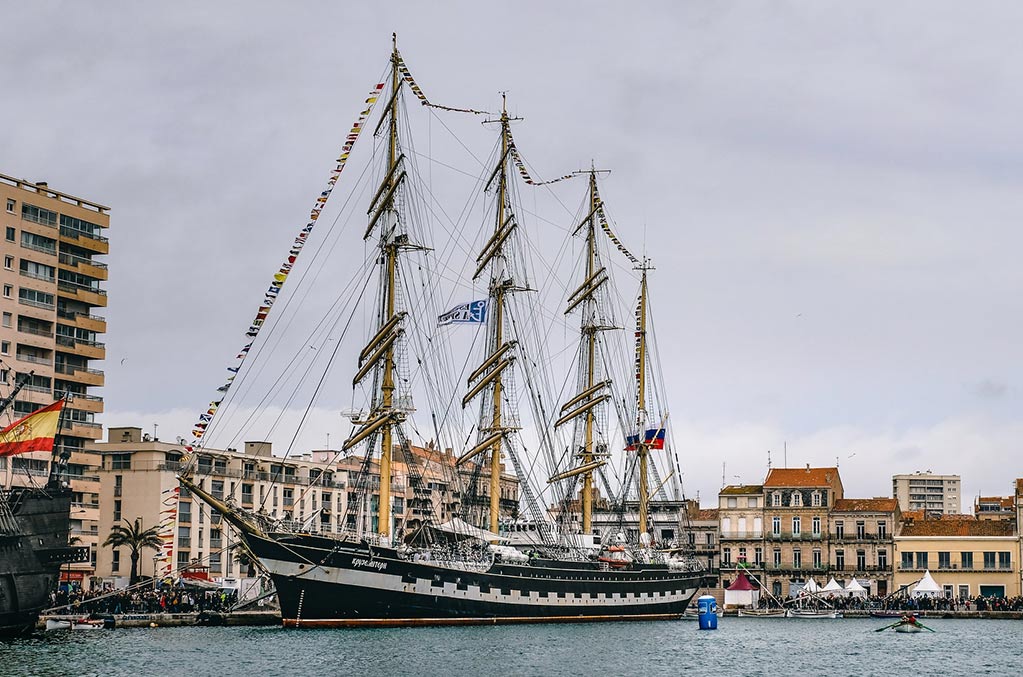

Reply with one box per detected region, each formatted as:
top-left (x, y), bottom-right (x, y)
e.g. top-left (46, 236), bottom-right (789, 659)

top-left (47, 391), bottom-right (73, 488)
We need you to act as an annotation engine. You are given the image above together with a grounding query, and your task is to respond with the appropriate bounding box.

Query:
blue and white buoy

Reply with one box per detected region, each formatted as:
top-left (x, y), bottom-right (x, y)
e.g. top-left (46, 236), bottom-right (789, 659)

top-left (697, 595), bottom-right (718, 630)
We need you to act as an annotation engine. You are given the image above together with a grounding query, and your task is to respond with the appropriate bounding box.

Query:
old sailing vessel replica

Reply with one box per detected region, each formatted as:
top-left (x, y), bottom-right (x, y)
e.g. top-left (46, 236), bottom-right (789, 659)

top-left (179, 39), bottom-right (706, 627)
top-left (0, 377), bottom-right (86, 635)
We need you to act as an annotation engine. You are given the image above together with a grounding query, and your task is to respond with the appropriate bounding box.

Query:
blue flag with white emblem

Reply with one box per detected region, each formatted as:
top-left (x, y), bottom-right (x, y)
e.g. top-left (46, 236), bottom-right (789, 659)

top-left (438, 300), bottom-right (488, 326)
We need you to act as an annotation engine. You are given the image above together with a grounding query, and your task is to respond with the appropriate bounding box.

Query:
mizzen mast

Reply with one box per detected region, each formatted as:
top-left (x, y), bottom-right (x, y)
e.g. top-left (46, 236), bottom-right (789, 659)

top-left (634, 259), bottom-right (653, 538)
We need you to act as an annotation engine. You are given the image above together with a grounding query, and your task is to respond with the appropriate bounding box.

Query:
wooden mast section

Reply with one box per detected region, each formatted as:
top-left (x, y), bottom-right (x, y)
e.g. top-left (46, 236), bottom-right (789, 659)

top-left (460, 96), bottom-right (515, 537)
top-left (635, 259), bottom-right (652, 539)
top-left (580, 171), bottom-right (600, 534)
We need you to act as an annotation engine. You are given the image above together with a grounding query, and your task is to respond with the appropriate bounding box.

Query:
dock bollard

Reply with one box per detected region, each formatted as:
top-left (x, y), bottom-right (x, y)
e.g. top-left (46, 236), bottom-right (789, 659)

top-left (697, 595), bottom-right (718, 630)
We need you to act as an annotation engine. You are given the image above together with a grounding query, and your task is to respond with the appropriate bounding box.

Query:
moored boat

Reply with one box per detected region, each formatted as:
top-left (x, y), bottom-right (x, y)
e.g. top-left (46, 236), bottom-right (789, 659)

top-left (177, 36), bottom-right (708, 628)
top-left (787, 609), bottom-right (842, 619)
top-left (737, 608), bottom-right (786, 618)
top-left (45, 617), bottom-right (106, 631)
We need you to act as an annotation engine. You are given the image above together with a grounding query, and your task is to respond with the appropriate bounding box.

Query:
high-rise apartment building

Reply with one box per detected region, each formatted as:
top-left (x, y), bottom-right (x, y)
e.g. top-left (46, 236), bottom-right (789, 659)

top-left (892, 471), bottom-right (961, 515)
top-left (0, 172), bottom-right (108, 586)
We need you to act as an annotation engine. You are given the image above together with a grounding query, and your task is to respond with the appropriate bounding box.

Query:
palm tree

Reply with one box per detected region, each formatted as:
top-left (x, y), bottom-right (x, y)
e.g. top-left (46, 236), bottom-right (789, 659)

top-left (103, 517), bottom-right (162, 585)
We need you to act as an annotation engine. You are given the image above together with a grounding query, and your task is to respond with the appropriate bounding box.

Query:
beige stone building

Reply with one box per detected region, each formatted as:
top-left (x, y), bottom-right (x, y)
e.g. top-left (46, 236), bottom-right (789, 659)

top-left (718, 484), bottom-right (764, 587)
top-left (894, 515), bottom-right (1019, 598)
top-left (90, 427), bottom-right (518, 587)
top-left (762, 466), bottom-right (844, 598)
top-left (829, 498), bottom-right (897, 596)
top-left (0, 172), bottom-right (109, 586)
top-left (892, 471), bottom-right (961, 515)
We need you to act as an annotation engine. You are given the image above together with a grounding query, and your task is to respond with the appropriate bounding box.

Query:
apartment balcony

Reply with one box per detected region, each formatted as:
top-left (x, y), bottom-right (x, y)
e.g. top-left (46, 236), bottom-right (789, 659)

top-left (900, 565), bottom-right (1013, 573)
top-left (54, 363), bottom-right (104, 387)
top-left (719, 530), bottom-right (764, 541)
top-left (58, 252), bottom-right (108, 281)
top-left (58, 225), bottom-right (109, 255)
top-left (69, 394), bottom-right (104, 414)
top-left (62, 420), bottom-right (103, 440)
top-left (55, 334), bottom-right (106, 360)
top-left (56, 281), bottom-right (107, 308)
top-left (15, 351), bottom-right (52, 368)
top-left (56, 308), bottom-right (106, 333)
top-left (764, 564), bottom-right (830, 575)
top-left (831, 534), bottom-right (891, 544)
top-left (766, 532), bottom-right (824, 542)
top-left (177, 538), bottom-right (191, 549)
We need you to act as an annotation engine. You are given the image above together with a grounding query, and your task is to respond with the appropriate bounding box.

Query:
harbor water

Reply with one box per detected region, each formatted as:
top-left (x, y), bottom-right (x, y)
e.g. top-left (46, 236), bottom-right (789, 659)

top-left (2, 617), bottom-right (1021, 676)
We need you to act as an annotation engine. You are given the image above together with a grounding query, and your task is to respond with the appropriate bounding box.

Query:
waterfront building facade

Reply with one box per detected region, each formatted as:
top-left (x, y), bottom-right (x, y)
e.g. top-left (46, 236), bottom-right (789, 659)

top-left (829, 498), bottom-right (897, 596)
top-left (0, 172), bottom-right (109, 587)
top-left (892, 471), bottom-right (961, 515)
top-left (893, 515), bottom-right (1019, 598)
top-left (762, 466), bottom-right (844, 598)
top-left (718, 485), bottom-right (764, 587)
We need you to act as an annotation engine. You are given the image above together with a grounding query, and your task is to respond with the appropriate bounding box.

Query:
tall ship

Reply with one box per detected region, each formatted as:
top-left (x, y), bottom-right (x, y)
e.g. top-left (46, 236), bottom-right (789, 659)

top-left (180, 38), bottom-right (707, 627)
top-left (0, 375), bottom-right (87, 635)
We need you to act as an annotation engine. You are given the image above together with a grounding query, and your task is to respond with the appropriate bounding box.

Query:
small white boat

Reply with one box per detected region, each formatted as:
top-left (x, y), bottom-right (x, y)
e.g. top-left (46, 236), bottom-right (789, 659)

top-left (45, 617), bottom-right (106, 631)
top-left (786, 609), bottom-right (842, 619)
top-left (894, 623), bottom-right (922, 633)
top-left (683, 607), bottom-right (723, 619)
top-left (738, 608), bottom-right (786, 618)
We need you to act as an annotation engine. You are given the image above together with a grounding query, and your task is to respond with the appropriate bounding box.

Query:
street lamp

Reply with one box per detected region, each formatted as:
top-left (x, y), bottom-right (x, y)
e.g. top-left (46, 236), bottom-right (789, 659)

top-left (153, 554), bottom-right (159, 591)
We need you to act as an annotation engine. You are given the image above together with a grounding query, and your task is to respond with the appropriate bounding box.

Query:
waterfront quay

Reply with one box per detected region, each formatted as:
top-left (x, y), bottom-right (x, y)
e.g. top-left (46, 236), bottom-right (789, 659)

top-left (38, 609), bottom-right (280, 629)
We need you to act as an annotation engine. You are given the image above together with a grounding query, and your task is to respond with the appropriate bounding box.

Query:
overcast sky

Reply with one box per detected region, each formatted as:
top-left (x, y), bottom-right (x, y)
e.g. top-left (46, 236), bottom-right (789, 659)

top-left (3, 1), bottom-right (1021, 509)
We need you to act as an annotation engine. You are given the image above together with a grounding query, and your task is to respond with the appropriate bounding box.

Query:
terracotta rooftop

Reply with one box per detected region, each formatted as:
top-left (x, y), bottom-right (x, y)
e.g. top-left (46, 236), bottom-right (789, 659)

top-left (900, 518), bottom-right (1017, 538)
top-left (694, 508), bottom-right (719, 521)
top-left (720, 485), bottom-right (763, 496)
top-left (833, 498), bottom-right (898, 513)
top-left (764, 467), bottom-right (840, 488)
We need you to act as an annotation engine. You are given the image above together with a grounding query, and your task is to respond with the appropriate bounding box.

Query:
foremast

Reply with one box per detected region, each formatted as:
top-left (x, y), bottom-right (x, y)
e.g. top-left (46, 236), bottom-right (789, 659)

top-left (633, 259), bottom-right (653, 538)
top-left (342, 36), bottom-right (411, 543)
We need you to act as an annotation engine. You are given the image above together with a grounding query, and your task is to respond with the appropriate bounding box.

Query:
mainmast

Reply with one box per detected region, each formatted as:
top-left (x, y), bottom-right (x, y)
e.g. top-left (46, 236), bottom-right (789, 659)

top-left (458, 96), bottom-right (519, 536)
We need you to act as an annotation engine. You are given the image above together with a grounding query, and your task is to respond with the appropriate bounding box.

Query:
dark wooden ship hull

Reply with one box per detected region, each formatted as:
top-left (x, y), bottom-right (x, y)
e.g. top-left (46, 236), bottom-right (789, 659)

top-left (0, 485), bottom-right (86, 636)
top-left (243, 531), bottom-right (706, 627)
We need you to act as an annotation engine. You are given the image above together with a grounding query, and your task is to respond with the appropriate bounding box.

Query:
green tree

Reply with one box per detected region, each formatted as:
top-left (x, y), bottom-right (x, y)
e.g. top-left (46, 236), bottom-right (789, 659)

top-left (102, 518), bottom-right (162, 585)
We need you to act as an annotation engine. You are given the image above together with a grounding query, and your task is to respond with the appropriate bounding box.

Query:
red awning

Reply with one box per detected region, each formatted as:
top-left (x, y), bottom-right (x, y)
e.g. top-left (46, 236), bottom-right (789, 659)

top-left (726, 572), bottom-right (760, 591)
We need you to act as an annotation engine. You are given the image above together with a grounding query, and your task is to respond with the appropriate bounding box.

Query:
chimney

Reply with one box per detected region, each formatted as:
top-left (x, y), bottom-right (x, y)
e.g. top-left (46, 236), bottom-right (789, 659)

top-left (36, 181), bottom-right (48, 187)
top-left (806, 463), bottom-right (810, 471)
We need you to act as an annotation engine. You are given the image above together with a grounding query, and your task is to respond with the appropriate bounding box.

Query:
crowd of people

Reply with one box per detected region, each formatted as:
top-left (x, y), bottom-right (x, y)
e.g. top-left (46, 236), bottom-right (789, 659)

top-left (755, 593), bottom-right (1023, 612)
top-left (50, 585), bottom-right (239, 615)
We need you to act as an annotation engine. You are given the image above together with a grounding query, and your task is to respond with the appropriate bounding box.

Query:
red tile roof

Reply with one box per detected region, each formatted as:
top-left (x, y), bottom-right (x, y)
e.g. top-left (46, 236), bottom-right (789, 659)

top-left (694, 509), bottom-right (719, 521)
top-left (764, 467), bottom-right (840, 488)
top-left (833, 498), bottom-right (898, 513)
top-left (900, 517), bottom-right (1016, 537)
top-left (719, 485), bottom-right (763, 495)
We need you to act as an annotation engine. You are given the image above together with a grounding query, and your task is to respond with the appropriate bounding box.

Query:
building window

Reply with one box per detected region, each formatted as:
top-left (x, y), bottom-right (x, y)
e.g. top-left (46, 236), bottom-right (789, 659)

top-left (0, 341), bottom-right (8, 356)
top-left (792, 549), bottom-right (802, 569)
top-left (835, 520), bottom-right (844, 538)
top-left (901, 551), bottom-right (913, 568)
top-left (5, 199), bottom-right (14, 213)
top-left (22, 203), bottom-right (57, 226)
top-left (836, 549), bottom-right (845, 569)
top-left (772, 492), bottom-right (781, 507)
top-left (877, 521), bottom-right (887, 539)
top-left (961, 552), bottom-right (973, 569)
top-left (916, 552), bottom-right (928, 569)
top-left (791, 516), bottom-right (801, 535)
top-left (112, 549), bottom-right (120, 573)
top-left (722, 548), bottom-right (732, 566)
top-left (811, 516), bottom-right (821, 536)
top-left (998, 552), bottom-right (1011, 569)
top-left (812, 492), bottom-right (821, 507)
top-left (2, 285), bottom-right (10, 299)
top-left (856, 520), bottom-right (866, 539)
top-left (705, 532), bottom-right (714, 545)
top-left (112, 499), bottom-right (121, 522)
top-left (773, 548), bottom-right (781, 567)
top-left (110, 453), bottom-right (131, 470)
top-left (738, 547), bottom-right (747, 565)
top-left (754, 546), bottom-right (763, 566)
top-left (748, 497), bottom-right (758, 508)
top-left (878, 550), bottom-right (888, 569)
top-left (983, 552), bottom-right (996, 569)
top-left (791, 492), bottom-right (802, 507)
top-left (938, 552), bottom-right (951, 569)
top-left (5, 226), bottom-right (14, 241)
top-left (856, 549), bottom-right (866, 570)
top-left (812, 548), bottom-right (822, 569)
top-left (772, 516), bottom-right (780, 535)
top-left (1, 313), bottom-right (9, 328)
top-left (727, 497), bottom-right (737, 508)
top-left (3, 255), bottom-right (11, 269)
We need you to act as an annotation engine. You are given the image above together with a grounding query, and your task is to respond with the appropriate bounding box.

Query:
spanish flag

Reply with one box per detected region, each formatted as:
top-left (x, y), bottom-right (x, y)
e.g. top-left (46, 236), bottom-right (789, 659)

top-left (0, 400), bottom-right (63, 457)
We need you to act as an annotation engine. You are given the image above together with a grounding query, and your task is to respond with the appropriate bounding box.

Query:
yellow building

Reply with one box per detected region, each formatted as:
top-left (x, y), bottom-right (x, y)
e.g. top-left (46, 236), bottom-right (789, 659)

top-left (0, 172), bottom-right (108, 587)
top-left (718, 484), bottom-right (764, 586)
top-left (894, 515), bottom-right (1019, 598)
top-left (829, 498), bottom-right (897, 596)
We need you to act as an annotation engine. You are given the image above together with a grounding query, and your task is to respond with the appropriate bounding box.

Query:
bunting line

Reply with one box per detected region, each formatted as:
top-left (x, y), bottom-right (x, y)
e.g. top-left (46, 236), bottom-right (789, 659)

top-left (156, 486), bottom-right (179, 576)
top-left (396, 51), bottom-right (492, 115)
top-left (508, 142), bottom-right (577, 186)
top-left (186, 79), bottom-right (386, 451)
top-left (593, 184), bottom-right (640, 265)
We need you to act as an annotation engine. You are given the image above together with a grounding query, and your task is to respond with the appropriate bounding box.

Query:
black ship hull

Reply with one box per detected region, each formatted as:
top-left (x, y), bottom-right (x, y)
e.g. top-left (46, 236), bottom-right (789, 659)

top-left (243, 532), bottom-right (705, 627)
top-left (0, 485), bottom-right (84, 636)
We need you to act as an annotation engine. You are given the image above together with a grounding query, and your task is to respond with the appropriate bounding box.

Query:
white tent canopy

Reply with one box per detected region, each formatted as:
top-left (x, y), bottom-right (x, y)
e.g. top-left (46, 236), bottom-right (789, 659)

top-left (802, 578), bottom-right (821, 594)
top-left (912, 570), bottom-right (941, 598)
top-left (822, 577), bottom-right (844, 593)
top-left (845, 578), bottom-right (868, 597)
